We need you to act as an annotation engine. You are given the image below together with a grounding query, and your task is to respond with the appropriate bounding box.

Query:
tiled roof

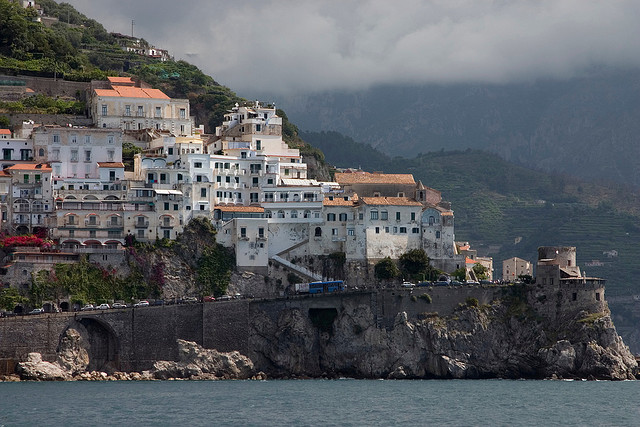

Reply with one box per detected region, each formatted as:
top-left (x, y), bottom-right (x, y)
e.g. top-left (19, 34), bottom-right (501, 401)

top-left (466, 257), bottom-right (477, 264)
top-left (97, 162), bottom-right (125, 168)
top-left (323, 194), bottom-right (359, 206)
top-left (0, 129), bottom-right (10, 135)
top-left (216, 206), bottom-right (264, 213)
top-left (360, 196), bottom-right (422, 206)
top-left (94, 86), bottom-right (170, 100)
top-left (5, 163), bottom-right (52, 171)
top-left (107, 77), bottom-right (134, 84)
top-left (335, 172), bottom-right (415, 185)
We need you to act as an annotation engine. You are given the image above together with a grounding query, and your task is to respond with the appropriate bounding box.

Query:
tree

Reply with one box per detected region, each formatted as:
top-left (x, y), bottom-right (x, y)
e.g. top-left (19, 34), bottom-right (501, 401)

top-left (196, 244), bottom-right (234, 297)
top-left (472, 263), bottom-right (488, 281)
top-left (452, 268), bottom-right (467, 282)
top-left (518, 274), bottom-right (534, 284)
top-left (399, 249), bottom-right (430, 279)
top-left (0, 287), bottom-right (26, 311)
top-left (374, 257), bottom-right (399, 280)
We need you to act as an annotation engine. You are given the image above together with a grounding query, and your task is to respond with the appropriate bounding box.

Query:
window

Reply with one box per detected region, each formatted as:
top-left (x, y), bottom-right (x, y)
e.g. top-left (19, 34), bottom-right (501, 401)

top-left (381, 211), bottom-right (388, 220)
top-left (284, 169), bottom-right (289, 175)
top-left (252, 177), bottom-right (258, 186)
top-left (85, 135), bottom-right (91, 144)
top-left (256, 124), bottom-right (262, 132)
top-left (572, 293), bottom-right (577, 301)
top-left (164, 202), bottom-right (169, 210)
top-left (327, 213), bottom-right (337, 221)
top-left (256, 140), bottom-right (261, 150)
top-left (359, 213), bottom-right (364, 220)
top-left (339, 213), bottom-right (347, 222)
top-left (226, 176), bottom-right (231, 183)
top-left (370, 210), bottom-right (378, 220)
top-left (2, 149), bottom-right (11, 160)
top-left (174, 204), bottom-right (178, 210)
top-left (314, 227), bottom-right (322, 237)
top-left (240, 227), bottom-right (247, 238)
top-left (179, 108), bottom-right (186, 119)
top-left (396, 212), bottom-right (401, 221)
top-left (375, 227), bottom-right (380, 234)
top-left (194, 162), bottom-right (202, 168)
top-left (596, 292), bottom-right (600, 301)
top-left (102, 105), bottom-right (107, 116)
top-left (347, 228), bottom-right (355, 236)
top-left (436, 231), bottom-right (441, 238)
top-left (200, 188), bottom-right (207, 197)
top-left (107, 150), bottom-right (114, 161)
top-left (23, 174), bottom-right (29, 183)
top-left (53, 134), bottom-right (60, 143)
top-left (108, 136), bottom-right (114, 144)
top-left (332, 228), bottom-right (338, 236)
top-left (34, 174), bottom-right (40, 183)
top-left (277, 210), bottom-right (285, 218)
top-left (84, 150), bottom-right (91, 162)
top-left (155, 106), bottom-right (161, 118)
top-left (412, 227), bottom-right (419, 234)
top-left (163, 230), bottom-right (170, 239)
top-left (168, 147), bottom-right (174, 155)
top-left (125, 105), bottom-right (131, 116)
top-left (291, 210), bottom-right (298, 218)
top-left (258, 227), bottom-right (265, 238)
top-left (38, 148), bottom-right (44, 157)
top-left (400, 227), bottom-right (407, 233)
top-left (411, 212), bottom-right (416, 221)
top-left (137, 105), bottom-right (144, 117)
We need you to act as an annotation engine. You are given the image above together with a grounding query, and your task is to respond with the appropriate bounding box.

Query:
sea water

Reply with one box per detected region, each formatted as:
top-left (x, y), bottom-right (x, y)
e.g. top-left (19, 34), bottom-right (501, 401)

top-left (0, 379), bottom-right (638, 426)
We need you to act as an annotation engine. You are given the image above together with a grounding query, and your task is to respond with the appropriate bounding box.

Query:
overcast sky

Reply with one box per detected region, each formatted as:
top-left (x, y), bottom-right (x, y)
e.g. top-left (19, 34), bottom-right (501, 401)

top-left (66, 0), bottom-right (640, 96)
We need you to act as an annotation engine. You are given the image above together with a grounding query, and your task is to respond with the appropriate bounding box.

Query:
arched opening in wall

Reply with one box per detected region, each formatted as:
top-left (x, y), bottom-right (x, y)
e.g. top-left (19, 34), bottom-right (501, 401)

top-left (315, 227), bottom-right (322, 237)
top-left (15, 225), bottom-right (29, 235)
top-left (69, 318), bottom-right (120, 373)
top-left (13, 305), bottom-right (24, 315)
top-left (59, 301), bottom-right (70, 312)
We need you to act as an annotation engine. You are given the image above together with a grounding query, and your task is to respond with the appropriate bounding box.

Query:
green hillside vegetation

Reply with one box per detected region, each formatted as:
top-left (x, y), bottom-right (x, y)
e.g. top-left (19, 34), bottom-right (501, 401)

top-left (302, 130), bottom-right (640, 296)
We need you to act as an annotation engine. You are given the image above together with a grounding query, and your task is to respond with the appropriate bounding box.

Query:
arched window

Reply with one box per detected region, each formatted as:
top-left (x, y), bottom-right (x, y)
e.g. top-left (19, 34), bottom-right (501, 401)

top-left (314, 227), bottom-right (322, 237)
top-left (277, 210), bottom-right (285, 218)
top-left (291, 210), bottom-right (298, 218)
top-left (429, 216), bottom-right (435, 225)
top-left (38, 148), bottom-right (44, 156)
top-left (304, 210), bottom-right (311, 219)
top-left (265, 210), bottom-right (272, 218)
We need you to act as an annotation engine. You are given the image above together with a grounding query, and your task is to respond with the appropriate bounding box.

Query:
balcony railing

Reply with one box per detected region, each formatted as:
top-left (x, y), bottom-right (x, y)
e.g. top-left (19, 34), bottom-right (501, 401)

top-left (134, 220), bottom-right (149, 228)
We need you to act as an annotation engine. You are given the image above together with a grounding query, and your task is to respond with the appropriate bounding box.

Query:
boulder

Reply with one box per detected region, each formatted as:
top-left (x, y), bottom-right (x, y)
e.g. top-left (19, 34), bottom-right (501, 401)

top-left (152, 340), bottom-right (254, 380)
top-left (17, 353), bottom-right (68, 381)
top-left (56, 328), bottom-right (89, 374)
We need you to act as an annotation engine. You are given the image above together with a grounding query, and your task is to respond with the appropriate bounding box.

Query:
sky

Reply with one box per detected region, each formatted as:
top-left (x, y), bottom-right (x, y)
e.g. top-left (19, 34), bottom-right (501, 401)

top-left (65, 0), bottom-right (640, 96)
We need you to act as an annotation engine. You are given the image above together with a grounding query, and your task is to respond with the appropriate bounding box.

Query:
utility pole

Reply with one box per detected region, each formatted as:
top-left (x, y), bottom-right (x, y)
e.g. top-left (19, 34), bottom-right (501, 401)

top-left (131, 20), bottom-right (135, 37)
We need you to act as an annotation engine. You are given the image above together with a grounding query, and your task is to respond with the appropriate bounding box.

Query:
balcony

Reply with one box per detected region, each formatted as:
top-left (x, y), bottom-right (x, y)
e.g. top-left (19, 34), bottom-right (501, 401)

top-left (134, 220), bottom-right (149, 228)
top-left (84, 219), bottom-right (101, 227)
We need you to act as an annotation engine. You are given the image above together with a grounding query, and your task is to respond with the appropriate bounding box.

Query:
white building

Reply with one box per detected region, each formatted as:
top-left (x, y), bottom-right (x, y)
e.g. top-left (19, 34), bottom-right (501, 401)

top-left (502, 256), bottom-right (532, 281)
top-left (91, 77), bottom-right (193, 136)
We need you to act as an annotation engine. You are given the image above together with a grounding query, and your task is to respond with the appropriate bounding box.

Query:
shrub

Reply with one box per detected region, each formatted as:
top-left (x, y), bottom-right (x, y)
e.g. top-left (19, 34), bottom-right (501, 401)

top-left (465, 297), bottom-right (480, 308)
top-left (419, 293), bottom-right (432, 303)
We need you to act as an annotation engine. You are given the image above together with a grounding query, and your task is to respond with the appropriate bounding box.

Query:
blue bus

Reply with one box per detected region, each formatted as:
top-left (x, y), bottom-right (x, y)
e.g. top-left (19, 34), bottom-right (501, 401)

top-left (308, 281), bottom-right (345, 294)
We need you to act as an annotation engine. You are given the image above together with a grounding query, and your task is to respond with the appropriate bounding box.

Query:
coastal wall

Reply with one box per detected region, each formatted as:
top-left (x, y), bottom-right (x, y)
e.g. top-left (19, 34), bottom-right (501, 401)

top-left (0, 283), bottom-right (632, 379)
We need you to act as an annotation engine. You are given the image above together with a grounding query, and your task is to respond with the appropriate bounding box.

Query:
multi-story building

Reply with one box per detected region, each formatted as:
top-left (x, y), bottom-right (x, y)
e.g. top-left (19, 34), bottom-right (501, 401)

top-left (32, 125), bottom-right (124, 189)
top-left (5, 163), bottom-right (54, 235)
top-left (502, 256), bottom-right (532, 281)
top-left (91, 77), bottom-right (193, 136)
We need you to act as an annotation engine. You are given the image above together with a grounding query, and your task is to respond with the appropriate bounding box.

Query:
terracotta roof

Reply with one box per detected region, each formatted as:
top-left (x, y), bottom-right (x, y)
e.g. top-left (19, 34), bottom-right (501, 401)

top-left (323, 194), bottom-right (359, 206)
top-left (97, 162), bottom-right (125, 168)
top-left (5, 163), bottom-right (51, 171)
top-left (216, 206), bottom-right (264, 213)
top-left (360, 197), bottom-right (422, 206)
top-left (466, 257), bottom-right (476, 264)
top-left (107, 76), bottom-right (134, 84)
top-left (0, 129), bottom-right (10, 135)
top-left (94, 86), bottom-right (170, 100)
top-left (0, 170), bottom-right (11, 177)
top-left (335, 172), bottom-right (415, 185)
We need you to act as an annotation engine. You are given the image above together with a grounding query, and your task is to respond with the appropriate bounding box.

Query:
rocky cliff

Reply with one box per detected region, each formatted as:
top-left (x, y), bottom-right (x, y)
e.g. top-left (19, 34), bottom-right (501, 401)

top-left (248, 293), bottom-right (637, 380)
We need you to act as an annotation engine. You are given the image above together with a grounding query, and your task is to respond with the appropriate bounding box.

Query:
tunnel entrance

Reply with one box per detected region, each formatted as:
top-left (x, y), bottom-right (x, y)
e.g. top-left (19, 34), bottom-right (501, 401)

top-left (66, 318), bottom-right (120, 373)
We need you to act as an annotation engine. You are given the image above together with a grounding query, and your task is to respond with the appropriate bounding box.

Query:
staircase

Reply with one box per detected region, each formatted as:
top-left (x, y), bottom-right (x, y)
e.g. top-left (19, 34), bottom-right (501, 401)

top-left (271, 254), bottom-right (324, 282)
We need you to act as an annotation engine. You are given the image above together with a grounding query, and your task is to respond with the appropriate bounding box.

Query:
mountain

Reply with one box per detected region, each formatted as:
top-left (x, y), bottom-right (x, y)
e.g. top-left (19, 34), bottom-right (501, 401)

top-left (273, 68), bottom-right (640, 188)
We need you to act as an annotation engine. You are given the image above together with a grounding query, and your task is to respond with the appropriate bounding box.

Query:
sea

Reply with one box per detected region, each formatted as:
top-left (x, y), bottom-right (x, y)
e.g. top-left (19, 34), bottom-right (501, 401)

top-left (0, 379), bottom-right (638, 426)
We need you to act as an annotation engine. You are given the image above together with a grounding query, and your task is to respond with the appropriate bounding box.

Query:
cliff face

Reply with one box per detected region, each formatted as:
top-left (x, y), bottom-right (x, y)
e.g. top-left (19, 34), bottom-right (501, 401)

top-left (248, 293), bottom-right (637, 380)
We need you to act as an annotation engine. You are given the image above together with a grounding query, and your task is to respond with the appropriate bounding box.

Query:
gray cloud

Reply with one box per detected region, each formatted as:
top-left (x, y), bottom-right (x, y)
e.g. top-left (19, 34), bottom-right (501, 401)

top-left (66, 0), bottom-right (640, 95)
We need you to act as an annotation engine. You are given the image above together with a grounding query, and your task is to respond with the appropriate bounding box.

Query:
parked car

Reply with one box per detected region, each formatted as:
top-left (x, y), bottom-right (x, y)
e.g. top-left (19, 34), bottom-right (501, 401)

top-left (401, 282), bottom-right (415, 288)
top-left (203, 296), bottom-right (216, 302)
top-left (181, 296), bottom-right (198, 304)
top-left (480, 280), bottom-right (493, 285)
top-left (416, 281), bottom-right (431, 287)
top-left (217, 295), bottom-right (232, 301)
top-left (133, 300), bottom-right (149, 308)
top-left (152, 299), bottom-right (165, 306)
top-left (111, 302), bottom-right (127, 309)
top-left (80, 304), bottom-right (95, 311)
top-left (466, 280), bottom-right (479, 285)
top-left (28, 308), bottom-right (44, 315)
top-left (434, 281), bottom-right (450, 286)
top-left (450, 281), bottom-right (463, 286)
top-left (96, 303), bottom-right (110, 310)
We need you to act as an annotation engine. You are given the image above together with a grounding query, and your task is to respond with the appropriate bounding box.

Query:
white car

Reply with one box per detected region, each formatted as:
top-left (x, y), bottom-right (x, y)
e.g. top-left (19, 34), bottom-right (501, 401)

top-left (80, 304), bottom-right (95, 311)
top-left (96, 303), bottom-right (110, 310)
top-left (28, 308), bottom-right (44, 315)
top-left (401, 282), bottom-right (415, 288)
top-left (112, 302), bottom-right (127, 309)
top-left (133, 300), bottom-right (149, 308)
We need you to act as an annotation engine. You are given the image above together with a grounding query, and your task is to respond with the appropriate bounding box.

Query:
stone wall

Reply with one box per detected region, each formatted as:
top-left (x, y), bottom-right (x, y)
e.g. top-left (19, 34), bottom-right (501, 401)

top-left (0, 282), bottom-right (611, 374)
